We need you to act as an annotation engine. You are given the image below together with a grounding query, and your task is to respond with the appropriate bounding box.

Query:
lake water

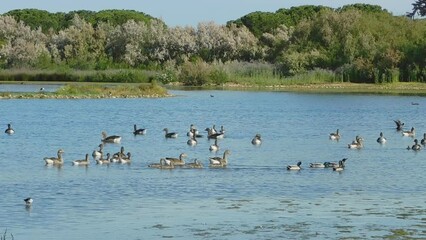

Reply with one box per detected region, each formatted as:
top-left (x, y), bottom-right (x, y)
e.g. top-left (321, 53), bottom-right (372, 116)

top-left (0, 89), bottom-right (425, 239)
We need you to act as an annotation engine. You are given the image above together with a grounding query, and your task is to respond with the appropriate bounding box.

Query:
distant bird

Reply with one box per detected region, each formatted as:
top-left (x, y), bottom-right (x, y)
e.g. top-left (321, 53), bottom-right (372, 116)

top-left (187, 134), bottom-right (198, 146)
top-left (112, 146), bottom-right (126, 160)
top-left (209, 150), bottom-right (231, 167)
top-left (165, 153), bottom-right (187, 166)
top-left (205, 127), bottom-right (224, 139)
top-left (5, 123), bottom-right (14, 135)
top-left (287, 161), bottom-right (302, 170)
top-left (421, 133), bottom-right (426, 145)
top-left (394, 120), bottom-right (404, 131)
top-left (411, 139), bottom-right (421, 151)
top-left (411, 102), bottom-right (419, 105)
top-left (184, 159), bottom-right (203, 169)
top-left (133, 124), bottom-right (147, 135)
top-left (309, 162), bottom-right (326, 168)
top-left (329, 129), bottom-right (340, 140)
top-left (402, 127), bottom-right (415, 137)
top-left (251, 134), bottom-right (262, 145)
top-left (148, 158), bottom-right (175, 169)
top-left (163, 128), bottom-right (178, 138)
top-left (72, 154), bottom-right (90, 166)
top-left (44, 149), bottom-right (64, 165)
top-left (92, 144), bottom-right (103, 159)
top-left (96, 153), bottom-right (111, 165)
top-left (348, 136), bottom-right (363, 149)
top-left (210, 94), bottom-right (214, 97)
top-left (376, 132), bottom-right (387, 144)
top-left (39, 87), bottom-right (45, 92)
top-left (24, 197), bottom-right (33, 206)
top-left (333, 160), bottom-right (346, 172)
top-left (119, 152), bottom-right (132, 164)
top-left (101, 131), bottom-right (121, 143)
top-left (324, 158), bottom-right (348, 168)
top-left (209, 139), bottom-right (219, 152)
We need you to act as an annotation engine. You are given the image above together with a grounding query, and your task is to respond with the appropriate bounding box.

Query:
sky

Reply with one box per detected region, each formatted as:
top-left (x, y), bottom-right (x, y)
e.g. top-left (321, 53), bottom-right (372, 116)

top-left (0, 0), bottom-right (414, 27)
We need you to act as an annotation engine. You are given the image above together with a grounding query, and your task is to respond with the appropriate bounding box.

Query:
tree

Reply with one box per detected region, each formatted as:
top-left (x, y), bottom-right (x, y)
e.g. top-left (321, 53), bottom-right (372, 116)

top-left (408, 0), bottom-right (426, 17)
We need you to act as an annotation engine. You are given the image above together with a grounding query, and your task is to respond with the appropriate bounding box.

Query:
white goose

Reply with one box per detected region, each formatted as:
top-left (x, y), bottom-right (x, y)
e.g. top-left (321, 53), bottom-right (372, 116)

top-left (92, 144), bottom-right (103, 159)
top-left (44, 149), bottom-right (64, 165)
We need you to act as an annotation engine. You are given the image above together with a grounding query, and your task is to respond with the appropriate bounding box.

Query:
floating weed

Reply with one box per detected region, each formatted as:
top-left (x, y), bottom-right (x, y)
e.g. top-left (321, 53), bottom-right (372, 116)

top-left (384, 228), bottom-right (413, 239)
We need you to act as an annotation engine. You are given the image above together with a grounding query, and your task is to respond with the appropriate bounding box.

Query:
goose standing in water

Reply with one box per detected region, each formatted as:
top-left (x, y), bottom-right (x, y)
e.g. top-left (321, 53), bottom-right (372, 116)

top-left (72, 154), bottom-right (90, 166)
top-left (329, 129), bottom-right (340, 140)
top-left (209, 150), bottom-right (231, 167)
top-left (165, 153), bottom-right (187, 166)
top-left (133, 124), bottom-right (147, 135)
top-left (402, 127), bottom-right (415, 137)
top-left (44, 149), bottom-right (65, 165)
top-left (209, 139), bottom-right (219, 152)
top-left (411, 139), bottom-right (421, 151)
top-left (287, 161), bottom-right (302, 170)
top-left (163, 128), bottom-right (178, 138)
top-left (251, 134), bottom-right (262, 145)
top-left (148, 158), bottom-right (175, 169)
top-left (376, 132), bottom-right (387, 144)
top-left (92, 144), bottom-right (103, 159)
top-left (101, 131), bottom-right (121, 143)
top-left (5, 123), bottom-right (14, 135)
top-left (421, 133), bottom-right (426, 145)
top-left (394, 120), bottom-right (404, 131)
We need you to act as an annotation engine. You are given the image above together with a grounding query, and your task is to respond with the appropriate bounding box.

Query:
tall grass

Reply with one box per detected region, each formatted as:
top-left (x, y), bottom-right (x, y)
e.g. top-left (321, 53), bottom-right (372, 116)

top-left (1, 230), bottom-right (13, 240)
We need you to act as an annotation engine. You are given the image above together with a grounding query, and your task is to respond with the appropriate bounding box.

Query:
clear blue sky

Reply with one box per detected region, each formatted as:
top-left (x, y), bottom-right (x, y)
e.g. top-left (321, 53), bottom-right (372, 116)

top-left (0, 0), bottom-right (413, 26)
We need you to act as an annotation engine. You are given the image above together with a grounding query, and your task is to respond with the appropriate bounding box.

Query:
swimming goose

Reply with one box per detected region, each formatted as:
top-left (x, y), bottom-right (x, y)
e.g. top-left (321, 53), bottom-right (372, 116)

top-left (113, 146), bottom-right (126, 159)
top-left (411, 139), bottom-right (421, 151)
top-left (333, 160), bottom-right (346, 171)
top-left (165, 153), bottom-right (187, 166)
top-left (376, 132), bottom-right (387, 144)
top-left (163, 128), bottom-right (178, 138)
top-left (184, 159), bottom-right (203, 169)
top-left (209, 150), bottom-right (231, 167)
top-left (421, 133), bottom-right (426, 145)
top-left (44, 149), bottom-right (65, 165)
top-left (324, 158), bottom-right (348, 168)
top-left (187, 134), bottom-right (198, 146)
top-left (187, 124), bottom-right (201, 137)
top-left (402, 127), bottom-right (415, 137)
top-left (119, 152), bottom-right (132, 164)
top-left (309, 162), bottom-right (326, 168)
top-left (205, 128), bottom-right (224, 139)
top-left (133, 124), bottom-right (147, 135)
top-left (96, 153), bottom-right (111, 165)
top-left (101, 131), bottom-right (122, 143)
top-left (287, 161), bottom-right (302, 170)
top-left (5, 123), bottom-right (14, 135)
top-left (92, 144), bottom-right (104, 159)
top-left (348, 136), bottom-right (363, 149)
top-left (394, 120), bottom-right (404, 131)
top-left (251, 134), bottom-right (262, 145)
top-left (329, 129), bottom-right (340, 140)
top-left (220, 125), bottom-right (226, 135)
top-left (148, 158), bottom-right (175, 169)
top-left (209, 139), bottom-right (220, 152)
top-left (72, 154), bottom-right (90, 166)
top-left (24, 197), bottom-right (33, 206)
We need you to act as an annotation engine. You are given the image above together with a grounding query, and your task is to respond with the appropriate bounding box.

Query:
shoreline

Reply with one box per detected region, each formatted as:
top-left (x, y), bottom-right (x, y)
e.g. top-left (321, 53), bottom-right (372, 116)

top-left (1, 82), bottom-right (426, 99)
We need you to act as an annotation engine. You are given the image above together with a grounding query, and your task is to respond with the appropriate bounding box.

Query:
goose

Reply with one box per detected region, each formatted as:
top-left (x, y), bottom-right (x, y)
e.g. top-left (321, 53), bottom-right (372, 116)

top-left (96, 153), bottom-right (111, 165)
top-left (324, 158), bottom-right (348, 168)
top-left (185, 159), bottom-right (203, 169)
top-left (348, 136), bottom-right (363, 149)
top-left (309, 162), bottom-right (326, 168)
top-left (119, 152), bottom-right (132, 164)
top-left (421, 133), bottom-right (426, 145)
top-left (205, 128), bottom-right (224, 139)
top-left (133, 124), bottom-right (147, 135)
top-left (72, 154), bottom-right (90, 166)
top-left (187, 134), bottom-right (198, 146)
top-left (24, 197), bottom-right (33, 206)
top-left (92, 144), bottom-right (103, 159)
top-left (251, 134), bottom-right (262, 145)
top-left (402, 127), bottom-right (415, 137)
top-left (329, 129), bottom-right (340, 140)
top-left (5, 123), bottom-right (14, 135)
top-left (411, 139), bottom-right (421, 151)
top-left (44, 149), bottom-right (64, 165)
top-left (148, 158), bottom-right (175, 169)
top-left (101, 131), bottom-right (121, 143)
top-left (187, 124), bottom-right (200, 137)
top-left (394, 120), bottom-right (404, 131)
top-left (165, 153), bottom-right (187, 166)
top-left (112, 146), bottom-right (126, 159)
top-left (219, 125), bottom-right (226, 135)
top-left (209, 139), bottom-right (219, 152)
top-left (376, 132), bottom-right (387, 144)
top-left (163, 128), bottom-right (178, 138)
top-left (209, 150), bottom-right (231, 167)
top-left (333, 160), bottom-right (346, 172)
top-left (287, 161), bottom-right (302, 170)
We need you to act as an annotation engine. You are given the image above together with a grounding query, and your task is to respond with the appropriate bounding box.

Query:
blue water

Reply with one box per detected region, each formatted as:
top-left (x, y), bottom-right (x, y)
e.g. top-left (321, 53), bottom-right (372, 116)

top-left (0, 89), bottom-right (425, 239)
